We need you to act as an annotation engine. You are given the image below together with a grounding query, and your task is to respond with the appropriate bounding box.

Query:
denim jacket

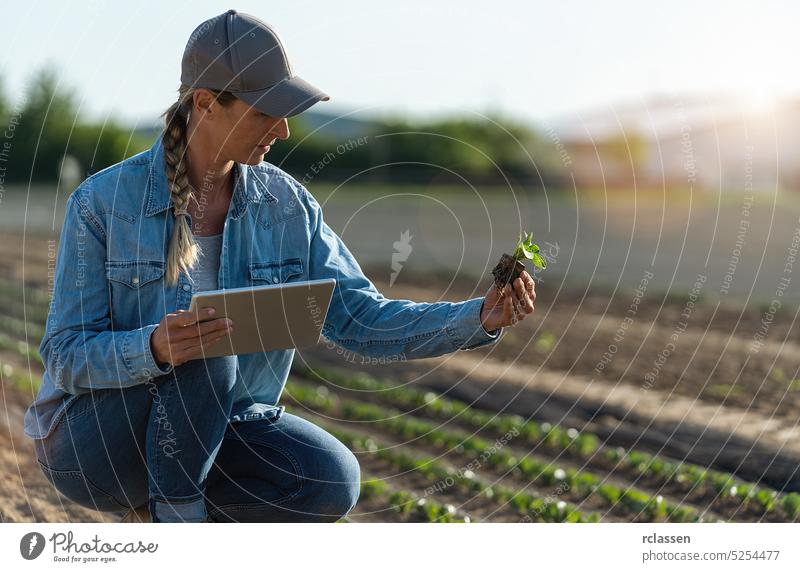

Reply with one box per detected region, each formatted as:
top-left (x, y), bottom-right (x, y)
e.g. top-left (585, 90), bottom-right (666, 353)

top-left (23, 134), bottom-right (504, 440)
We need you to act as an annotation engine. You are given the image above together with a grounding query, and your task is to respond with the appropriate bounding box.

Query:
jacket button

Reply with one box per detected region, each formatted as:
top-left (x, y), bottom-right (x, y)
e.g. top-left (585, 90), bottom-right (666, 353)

top-left (132, 277), bottom-right (140, 285)
top-left (183, 284), bottom-right (191, 291)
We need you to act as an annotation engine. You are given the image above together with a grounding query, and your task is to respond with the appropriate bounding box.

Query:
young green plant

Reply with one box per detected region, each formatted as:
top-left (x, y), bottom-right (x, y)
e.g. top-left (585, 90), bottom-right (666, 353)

top-left (491, 231), bottom-right (546, 291)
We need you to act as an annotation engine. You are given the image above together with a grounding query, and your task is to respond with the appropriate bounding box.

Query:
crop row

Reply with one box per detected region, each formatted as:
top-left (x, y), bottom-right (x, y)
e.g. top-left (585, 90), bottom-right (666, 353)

top-left (0, 277), bottom-right (51, 308)
top-left (291, 362), bottom-right (800, 520)
top-left (304, 411), bottom-right (602, 523)
top-left (0, 314), bottom-right (45, 342)
top-left (359, 477), bottom-right (472, 523)
top-left (0, 288), bottom-right (49, 324)
top-left (286, 380), bottom-right (694, 522)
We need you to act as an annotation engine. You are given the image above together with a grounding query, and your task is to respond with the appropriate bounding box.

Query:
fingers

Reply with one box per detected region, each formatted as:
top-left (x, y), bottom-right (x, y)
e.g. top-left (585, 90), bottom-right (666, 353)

top-left (513, 274), bottom-right (536, 313)
top-left (175, 326), bottom-right (232, 358)
top-left (166, 313), bottom-right (233, 343)
top-left (488, 280), bottom-right (525, 328)
top-left (522, 270), bottom-right (536, 299)
top-left (504, 291), bottom-right (515, 324)
top-left (482, 274), bottom-right (539, 330)
top-left (167, 322), bottom-right (233, 363)
top-left (151, 309), bottom-right (232, 368)
top-left (503, 287), bottom-right (525, 326)
top-left (171, 307), bottom-right (216, 327)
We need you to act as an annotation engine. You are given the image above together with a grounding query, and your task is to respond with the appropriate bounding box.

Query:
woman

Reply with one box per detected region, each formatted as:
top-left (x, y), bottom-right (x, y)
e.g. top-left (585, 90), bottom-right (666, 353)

top-left (24, 10), bottom-right (536, 523)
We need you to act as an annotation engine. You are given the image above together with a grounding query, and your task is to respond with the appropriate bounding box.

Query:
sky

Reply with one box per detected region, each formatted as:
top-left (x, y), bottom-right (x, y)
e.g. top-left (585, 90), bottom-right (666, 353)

top-left (2, 0), bottom-right (798, 128)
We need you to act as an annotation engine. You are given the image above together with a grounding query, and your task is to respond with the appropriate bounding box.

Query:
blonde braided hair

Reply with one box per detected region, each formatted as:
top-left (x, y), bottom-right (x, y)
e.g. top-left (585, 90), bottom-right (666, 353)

top-left (160, 84), bottom-right (237, 286)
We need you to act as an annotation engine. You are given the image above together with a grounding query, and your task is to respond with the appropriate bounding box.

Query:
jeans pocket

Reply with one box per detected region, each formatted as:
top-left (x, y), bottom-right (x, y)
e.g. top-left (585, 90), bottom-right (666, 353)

top-left (36, 458), bottom-right (128, 512)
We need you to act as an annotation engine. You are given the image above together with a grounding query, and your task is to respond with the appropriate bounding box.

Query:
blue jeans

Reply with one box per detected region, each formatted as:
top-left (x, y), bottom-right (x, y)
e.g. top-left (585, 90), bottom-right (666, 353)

top-left (32, 356), bottom-right (361, 522)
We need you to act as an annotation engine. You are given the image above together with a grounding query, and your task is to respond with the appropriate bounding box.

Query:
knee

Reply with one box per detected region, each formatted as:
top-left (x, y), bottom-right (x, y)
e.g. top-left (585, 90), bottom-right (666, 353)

top-left (171, 356), bottom-right (237, 399)
top-left (306, 447), bottom-right (361, 522)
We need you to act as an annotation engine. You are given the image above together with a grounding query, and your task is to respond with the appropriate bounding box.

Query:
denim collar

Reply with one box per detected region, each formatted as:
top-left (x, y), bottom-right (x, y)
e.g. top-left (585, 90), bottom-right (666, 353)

top-left (145, 133), bottom-right (278, 219)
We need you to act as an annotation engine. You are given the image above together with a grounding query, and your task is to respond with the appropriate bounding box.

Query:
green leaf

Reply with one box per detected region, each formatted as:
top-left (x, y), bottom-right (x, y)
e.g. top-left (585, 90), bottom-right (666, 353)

top-left (510, 230), bottom-right (546, 270)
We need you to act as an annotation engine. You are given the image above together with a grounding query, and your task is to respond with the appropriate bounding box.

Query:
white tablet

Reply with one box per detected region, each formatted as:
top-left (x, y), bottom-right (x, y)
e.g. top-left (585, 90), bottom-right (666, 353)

top-left (187, 278), bottom-right (336, 358)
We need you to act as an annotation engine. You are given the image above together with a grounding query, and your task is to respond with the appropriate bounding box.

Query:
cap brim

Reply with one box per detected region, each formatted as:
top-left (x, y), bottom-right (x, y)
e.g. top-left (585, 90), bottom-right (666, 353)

top-left (235, 75), bottom-right (329, 118)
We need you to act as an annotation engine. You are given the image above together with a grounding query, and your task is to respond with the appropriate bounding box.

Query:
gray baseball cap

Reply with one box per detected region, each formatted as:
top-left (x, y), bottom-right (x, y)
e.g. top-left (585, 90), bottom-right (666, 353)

top-left (181, 9), bottom-right (329, 117)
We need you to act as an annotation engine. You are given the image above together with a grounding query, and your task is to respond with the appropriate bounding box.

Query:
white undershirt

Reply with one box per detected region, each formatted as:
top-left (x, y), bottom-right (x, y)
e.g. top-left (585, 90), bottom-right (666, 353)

top-left (190, 232), bottom-right (223, 291)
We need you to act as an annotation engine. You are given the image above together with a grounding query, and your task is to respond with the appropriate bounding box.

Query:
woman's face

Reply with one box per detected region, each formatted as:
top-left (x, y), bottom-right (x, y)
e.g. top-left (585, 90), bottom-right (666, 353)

top-left (190, 89), bottom-right (291, 166)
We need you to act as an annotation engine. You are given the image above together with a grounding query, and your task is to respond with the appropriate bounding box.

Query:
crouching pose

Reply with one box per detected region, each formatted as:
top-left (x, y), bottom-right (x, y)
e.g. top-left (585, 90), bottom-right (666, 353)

top-left (24, 9), bottom-right (535, 523)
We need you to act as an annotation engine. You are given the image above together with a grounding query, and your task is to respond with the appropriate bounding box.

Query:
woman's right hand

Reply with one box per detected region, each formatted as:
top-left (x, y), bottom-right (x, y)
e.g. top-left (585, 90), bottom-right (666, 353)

top-left (150, 308), bottom-right (234, 368)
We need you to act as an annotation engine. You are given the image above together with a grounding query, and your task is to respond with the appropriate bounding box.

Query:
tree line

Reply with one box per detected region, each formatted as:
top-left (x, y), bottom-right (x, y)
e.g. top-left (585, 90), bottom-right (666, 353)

top-left (1, 66), bottom-right (567, 189)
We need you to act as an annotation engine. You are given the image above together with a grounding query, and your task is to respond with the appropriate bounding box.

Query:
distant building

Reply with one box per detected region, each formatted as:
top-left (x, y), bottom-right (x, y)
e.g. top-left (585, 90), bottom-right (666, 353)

top-left (550, 95), bottom-right (800, 192)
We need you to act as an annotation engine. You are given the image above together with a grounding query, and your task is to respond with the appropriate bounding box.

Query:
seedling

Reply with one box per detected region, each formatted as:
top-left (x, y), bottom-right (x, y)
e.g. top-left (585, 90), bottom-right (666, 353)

top-left (491, 231), bottom-right (546, 291)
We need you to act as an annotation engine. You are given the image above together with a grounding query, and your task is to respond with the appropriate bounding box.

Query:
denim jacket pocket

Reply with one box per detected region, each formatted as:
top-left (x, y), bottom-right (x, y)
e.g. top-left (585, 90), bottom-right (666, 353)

top-left (249, 258), bottom-right (304, 285)
top-left (105, 259), bottom-right (165, 288)
top-left (105, 260), bottom-right (166, 329)
top-left (36, 458), bottom-right (129, 511)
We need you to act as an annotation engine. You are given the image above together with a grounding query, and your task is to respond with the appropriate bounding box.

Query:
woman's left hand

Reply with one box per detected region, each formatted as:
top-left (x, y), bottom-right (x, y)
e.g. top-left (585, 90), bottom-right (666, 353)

top-left (479, 270), bottom-right (536, 332)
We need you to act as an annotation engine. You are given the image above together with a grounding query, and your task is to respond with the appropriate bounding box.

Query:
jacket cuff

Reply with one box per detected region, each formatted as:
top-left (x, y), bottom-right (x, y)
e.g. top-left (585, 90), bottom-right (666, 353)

top-left (122, 324), bottom-right (173, 383)
top-left (446, 297), bottom-right (505, 351)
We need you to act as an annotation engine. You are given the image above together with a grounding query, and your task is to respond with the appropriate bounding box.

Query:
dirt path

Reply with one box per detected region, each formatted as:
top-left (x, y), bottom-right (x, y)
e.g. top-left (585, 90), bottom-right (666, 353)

top-left (0, 384), bottom-right (121, 523)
